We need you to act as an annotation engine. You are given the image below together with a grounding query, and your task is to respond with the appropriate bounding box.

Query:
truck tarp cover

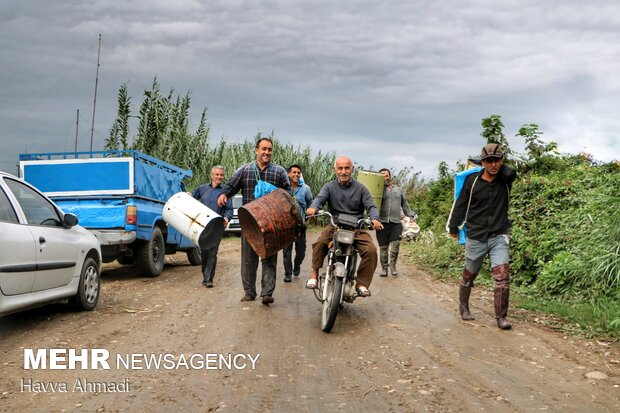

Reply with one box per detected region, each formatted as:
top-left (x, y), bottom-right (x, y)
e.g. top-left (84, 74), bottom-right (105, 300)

top-left (20, 152), bottom-right (190, 201)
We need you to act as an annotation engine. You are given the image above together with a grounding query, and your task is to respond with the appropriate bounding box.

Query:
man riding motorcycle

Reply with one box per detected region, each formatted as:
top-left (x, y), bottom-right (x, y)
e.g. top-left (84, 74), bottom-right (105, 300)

top-left (306, 156), bottom-right (383, 297)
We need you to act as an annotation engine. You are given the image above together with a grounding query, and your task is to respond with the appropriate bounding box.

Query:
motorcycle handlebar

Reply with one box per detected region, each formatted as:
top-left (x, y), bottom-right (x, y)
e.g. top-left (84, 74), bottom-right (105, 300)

top-left (307, 210), bottom-right (373, 229)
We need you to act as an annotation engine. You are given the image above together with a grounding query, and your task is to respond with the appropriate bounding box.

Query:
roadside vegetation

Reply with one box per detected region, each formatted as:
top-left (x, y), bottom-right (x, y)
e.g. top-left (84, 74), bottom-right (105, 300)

top-left (404, 117), bottom-right (620, 340)
top-left (105, 82), bottom-right (619, 340)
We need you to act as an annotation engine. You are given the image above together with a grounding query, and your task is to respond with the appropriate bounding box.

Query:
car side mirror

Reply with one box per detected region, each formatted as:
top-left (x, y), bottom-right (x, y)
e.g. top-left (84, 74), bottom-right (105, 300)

top-left (63, 213), bottom-right (79, 228)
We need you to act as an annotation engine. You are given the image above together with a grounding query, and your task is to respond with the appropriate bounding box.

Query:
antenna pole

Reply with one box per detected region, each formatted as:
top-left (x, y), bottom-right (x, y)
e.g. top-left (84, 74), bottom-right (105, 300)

top-left (75, 109), bottom-right (80, 152)
top-left (89, 34), bottom-right (101, 152)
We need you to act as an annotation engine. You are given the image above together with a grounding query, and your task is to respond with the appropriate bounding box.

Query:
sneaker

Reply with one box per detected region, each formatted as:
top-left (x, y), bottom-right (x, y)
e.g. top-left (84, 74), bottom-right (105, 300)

top-left (284, 275), bottom-right (292, 282)
top-left (293, 268), bottom-right (300, 276)
top-left (206, 282), bottom-right (214, 288)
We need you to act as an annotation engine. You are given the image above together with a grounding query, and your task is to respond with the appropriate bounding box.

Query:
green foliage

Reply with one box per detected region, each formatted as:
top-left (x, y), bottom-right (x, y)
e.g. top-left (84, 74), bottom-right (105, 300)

top-left (481, 114), bottom-right (512, 157)
top-left (405, 117), bottom-right (619, 338)
top-left (104, 80), bottom-right (335, 195)
top-left (106, 83), bottom-right (131, 151)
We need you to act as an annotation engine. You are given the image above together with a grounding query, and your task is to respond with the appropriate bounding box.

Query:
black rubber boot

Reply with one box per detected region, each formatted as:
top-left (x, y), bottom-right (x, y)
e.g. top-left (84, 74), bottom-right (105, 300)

top-left (379, 246), bottom-right (389, 277)
top-left (459, 284), bottom-right (475, 320)
top-left (389, 241), bottom-right (400, 275)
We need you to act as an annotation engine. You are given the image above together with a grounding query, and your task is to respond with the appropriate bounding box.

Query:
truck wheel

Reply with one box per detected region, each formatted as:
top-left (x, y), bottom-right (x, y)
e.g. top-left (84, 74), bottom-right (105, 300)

top-left (186, 247), bottom-right (202, 266)
top-left (137, 226), bottom-right (165, 277)
top-left (69, 257), bottom-right (100, 311)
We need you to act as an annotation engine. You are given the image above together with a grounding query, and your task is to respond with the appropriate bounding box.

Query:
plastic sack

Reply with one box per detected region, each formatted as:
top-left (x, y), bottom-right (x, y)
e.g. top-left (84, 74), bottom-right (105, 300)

top-left (453, 167), bottom-right (483, 245)
top-left (254, 179), bottom-right (278, 199)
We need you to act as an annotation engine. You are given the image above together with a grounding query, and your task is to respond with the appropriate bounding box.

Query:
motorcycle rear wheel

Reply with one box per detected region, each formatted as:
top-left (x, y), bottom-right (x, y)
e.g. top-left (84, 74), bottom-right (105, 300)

top-left (321, 273), bottom-right (343, 333)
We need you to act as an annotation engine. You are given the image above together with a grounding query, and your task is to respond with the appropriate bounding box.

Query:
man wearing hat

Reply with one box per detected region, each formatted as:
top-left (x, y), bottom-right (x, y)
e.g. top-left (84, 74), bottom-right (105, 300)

top-left (447, 143), bottom-right (517, 330)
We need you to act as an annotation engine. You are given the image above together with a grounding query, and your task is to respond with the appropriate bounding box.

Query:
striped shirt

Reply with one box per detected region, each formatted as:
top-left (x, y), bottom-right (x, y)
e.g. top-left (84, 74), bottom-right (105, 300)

top-left (221, 162), bottom-right (291, 205)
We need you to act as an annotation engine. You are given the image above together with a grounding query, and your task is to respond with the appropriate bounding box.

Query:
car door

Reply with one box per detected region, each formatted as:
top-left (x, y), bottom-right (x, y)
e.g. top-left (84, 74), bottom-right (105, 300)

top-left (0, 182), bottom-right (38, 295)
top-left (4, 178), bottom-right (81, 291)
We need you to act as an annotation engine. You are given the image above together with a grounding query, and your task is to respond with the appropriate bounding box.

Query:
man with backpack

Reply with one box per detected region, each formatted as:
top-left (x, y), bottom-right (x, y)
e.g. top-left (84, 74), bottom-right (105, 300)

top-left (447, 143), bottom-right (517, 330)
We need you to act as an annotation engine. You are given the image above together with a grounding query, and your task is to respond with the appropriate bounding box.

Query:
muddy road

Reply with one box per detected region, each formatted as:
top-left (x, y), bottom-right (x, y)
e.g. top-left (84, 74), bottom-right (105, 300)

top-left (0, 232), bottom-right (618, 412)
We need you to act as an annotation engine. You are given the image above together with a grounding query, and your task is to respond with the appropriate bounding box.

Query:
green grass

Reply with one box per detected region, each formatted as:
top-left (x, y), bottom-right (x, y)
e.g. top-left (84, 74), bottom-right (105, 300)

top-left (403, 240), bottom-right (620, 341)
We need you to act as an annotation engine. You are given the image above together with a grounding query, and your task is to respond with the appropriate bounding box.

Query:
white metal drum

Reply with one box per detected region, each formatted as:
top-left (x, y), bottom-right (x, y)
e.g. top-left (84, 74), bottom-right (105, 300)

top-left (163, 192), bottom-right (224, 247)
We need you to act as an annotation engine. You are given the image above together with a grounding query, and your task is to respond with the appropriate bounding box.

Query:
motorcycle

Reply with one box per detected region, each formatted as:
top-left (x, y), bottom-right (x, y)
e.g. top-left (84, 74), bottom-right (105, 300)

top-left (308, 210), bottom-right (373, 333)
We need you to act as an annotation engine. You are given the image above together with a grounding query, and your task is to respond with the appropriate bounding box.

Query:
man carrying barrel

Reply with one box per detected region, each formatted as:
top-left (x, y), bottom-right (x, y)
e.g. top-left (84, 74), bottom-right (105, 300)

top-left (305, 156), bottom-right (383, 297)
top-left (192, 165), bottom-right (233, 288)
top-left (217, 137), bottom-right (291, 305)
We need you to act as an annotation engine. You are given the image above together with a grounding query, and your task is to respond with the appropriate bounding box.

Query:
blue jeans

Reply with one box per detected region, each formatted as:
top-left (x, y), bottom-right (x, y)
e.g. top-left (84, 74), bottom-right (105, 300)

top-left (465, 235), bottom-right (510, 274)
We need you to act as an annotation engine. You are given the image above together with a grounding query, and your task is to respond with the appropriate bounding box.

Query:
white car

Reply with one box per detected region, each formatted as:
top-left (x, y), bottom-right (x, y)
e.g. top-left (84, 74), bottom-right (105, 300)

top-left (225, 194), bottom-right (243, 232)
top-left (0, 171), bottom-right (101, 316)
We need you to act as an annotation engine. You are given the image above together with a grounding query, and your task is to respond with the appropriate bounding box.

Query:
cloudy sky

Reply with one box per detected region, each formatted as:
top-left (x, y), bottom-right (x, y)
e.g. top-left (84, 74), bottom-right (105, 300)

top-left (1, 0), bottom-right (619, 179)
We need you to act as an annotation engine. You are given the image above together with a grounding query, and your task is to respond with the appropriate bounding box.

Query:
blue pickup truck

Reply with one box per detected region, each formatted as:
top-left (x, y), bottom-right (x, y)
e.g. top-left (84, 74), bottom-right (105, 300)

top-left (18, 150), bottom-right (200, 277)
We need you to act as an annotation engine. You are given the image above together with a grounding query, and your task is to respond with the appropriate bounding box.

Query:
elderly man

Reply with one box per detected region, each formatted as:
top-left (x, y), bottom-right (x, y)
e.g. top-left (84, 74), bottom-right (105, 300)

top-left (305, 156), bottom-right (383, 297)
top-left (217, 137), bottom-right (291, 305)
top-left (192, 165), bottom-right (233, 288)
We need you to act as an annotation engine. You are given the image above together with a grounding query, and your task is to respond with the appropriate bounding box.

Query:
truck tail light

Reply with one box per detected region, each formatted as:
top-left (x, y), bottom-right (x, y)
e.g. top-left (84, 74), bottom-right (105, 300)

top-left (126, 205), bottom-right (137, 224)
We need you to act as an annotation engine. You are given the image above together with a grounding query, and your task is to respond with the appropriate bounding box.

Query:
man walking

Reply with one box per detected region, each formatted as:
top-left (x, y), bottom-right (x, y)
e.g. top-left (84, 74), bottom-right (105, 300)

top-left (192, 165), bottom-right (232, 288)
top-left (282, 164), bottom-right (313, 282)
top-left (377, 168), bottom-right (416, 276)
top-left (448, 143), bottom-right (516, 330)
top-left (217, 137), bottom-right (291, 305)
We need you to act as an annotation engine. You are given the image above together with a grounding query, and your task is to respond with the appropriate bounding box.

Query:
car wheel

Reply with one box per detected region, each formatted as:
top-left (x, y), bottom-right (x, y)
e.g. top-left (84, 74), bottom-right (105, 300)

top-left (69, 257), bottom-right (100, 311)
top-left (186, 247), bottom-right (202, 266)
top-left (136, 226), bottom-right (165, 277)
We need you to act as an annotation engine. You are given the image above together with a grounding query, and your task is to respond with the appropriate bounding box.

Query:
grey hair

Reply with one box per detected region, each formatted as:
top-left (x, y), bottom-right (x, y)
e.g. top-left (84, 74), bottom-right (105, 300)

top-left (334, 156), bottom-right (353, 168)
top-left (211, 165), bottom-right (225, 173)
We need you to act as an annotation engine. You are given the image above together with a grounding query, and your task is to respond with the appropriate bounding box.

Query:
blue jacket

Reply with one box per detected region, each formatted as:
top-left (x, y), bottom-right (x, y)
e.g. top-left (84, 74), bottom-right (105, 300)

top-left (292, 184), bottom-right (313, 223)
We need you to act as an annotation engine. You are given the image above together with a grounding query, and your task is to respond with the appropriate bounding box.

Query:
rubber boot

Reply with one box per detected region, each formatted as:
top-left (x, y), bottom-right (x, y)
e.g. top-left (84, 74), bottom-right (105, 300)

top-left (459, 284), bottom-right (475, 320)
top-left (379, 246), bottom-right (389, 277)
top-left (494, 286), bottom-right (512, 330)
top-left (389, 241), bottom-right (400, 275)
top-left (491, 264), bottom-right (512, 330)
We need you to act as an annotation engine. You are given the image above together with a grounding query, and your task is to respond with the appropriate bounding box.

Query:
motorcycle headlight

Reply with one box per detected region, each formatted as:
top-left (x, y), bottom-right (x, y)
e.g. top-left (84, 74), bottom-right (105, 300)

top-left (335, 229), bottom-right (355, 245)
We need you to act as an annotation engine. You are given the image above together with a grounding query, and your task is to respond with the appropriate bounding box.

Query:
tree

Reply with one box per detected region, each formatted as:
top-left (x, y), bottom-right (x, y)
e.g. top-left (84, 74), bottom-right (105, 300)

top-left (481, 115), bottom-right (512, 157)
top-left (516, 123), bottom-right (557, 161)
top-left (105, 84), bottom-right (131, 150)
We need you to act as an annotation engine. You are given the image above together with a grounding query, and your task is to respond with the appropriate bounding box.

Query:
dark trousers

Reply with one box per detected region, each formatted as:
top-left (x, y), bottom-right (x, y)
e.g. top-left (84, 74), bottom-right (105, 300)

top-left (241, 234), bottom-right (277, 298)
top-left (376, 222), bottom-right (403, 246)
top-left (311, 226), bottom-right (377, 289)
top-left (282, 228), bottom-right (306, 277)
top-left (201, 238), bottom-right (222, 283)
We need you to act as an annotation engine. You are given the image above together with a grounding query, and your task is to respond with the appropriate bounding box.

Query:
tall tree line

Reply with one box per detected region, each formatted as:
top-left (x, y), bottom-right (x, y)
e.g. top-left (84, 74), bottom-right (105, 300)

top-left (104, 79), bottom-right (336, 192)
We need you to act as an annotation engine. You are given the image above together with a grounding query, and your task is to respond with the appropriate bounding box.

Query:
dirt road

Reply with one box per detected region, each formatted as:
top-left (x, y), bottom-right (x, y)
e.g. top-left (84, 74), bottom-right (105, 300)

top-left (0, 232), bottom-right (618, 412)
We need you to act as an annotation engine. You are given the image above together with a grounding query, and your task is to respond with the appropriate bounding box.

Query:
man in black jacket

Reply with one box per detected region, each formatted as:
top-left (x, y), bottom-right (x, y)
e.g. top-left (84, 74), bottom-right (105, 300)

top-left (448, 143), bottom-right (516, 330)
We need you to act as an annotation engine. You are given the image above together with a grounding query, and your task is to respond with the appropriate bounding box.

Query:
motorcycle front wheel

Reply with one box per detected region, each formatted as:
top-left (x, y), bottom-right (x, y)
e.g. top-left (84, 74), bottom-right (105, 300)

top-left (321, 273), bottom-right (343, 333)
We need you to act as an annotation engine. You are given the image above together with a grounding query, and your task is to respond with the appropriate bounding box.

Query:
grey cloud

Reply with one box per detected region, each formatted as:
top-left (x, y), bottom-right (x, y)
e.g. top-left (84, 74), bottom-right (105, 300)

top-left (1, 0), bottom-right (619, 176)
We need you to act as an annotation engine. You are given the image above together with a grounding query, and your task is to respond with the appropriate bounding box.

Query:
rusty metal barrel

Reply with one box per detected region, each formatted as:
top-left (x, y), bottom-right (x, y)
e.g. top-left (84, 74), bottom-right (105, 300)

top-left (238, 189), bottom-right (302, 259)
